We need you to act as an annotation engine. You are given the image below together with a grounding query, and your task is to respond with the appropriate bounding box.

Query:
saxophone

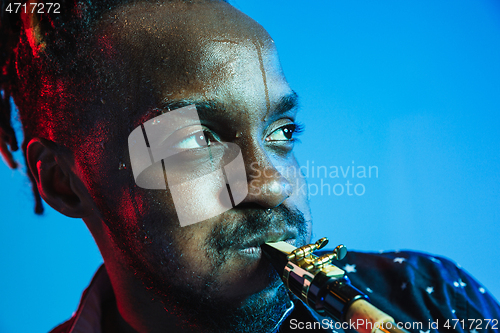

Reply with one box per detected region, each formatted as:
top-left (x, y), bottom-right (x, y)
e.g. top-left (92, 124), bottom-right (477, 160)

top-left (261, 238), bottom-right (410, 333)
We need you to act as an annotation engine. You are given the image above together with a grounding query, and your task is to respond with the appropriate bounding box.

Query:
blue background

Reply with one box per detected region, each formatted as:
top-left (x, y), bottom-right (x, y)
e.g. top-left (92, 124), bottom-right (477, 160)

top-left (1, 1), bottom-right (499, 332)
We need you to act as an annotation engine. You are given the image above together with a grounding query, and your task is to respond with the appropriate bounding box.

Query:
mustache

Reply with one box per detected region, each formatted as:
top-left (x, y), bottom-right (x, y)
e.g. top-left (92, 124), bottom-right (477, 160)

top-left (207, 205), bottom-right (308, 254)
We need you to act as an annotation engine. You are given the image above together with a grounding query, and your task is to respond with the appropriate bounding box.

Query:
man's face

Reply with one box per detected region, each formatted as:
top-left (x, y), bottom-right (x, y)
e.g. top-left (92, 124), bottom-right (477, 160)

top-left (78, 1), bottom-right (311, 331)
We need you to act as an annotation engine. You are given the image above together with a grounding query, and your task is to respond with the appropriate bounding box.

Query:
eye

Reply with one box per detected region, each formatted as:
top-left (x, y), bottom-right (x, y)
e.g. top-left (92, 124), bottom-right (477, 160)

top-left (172, 130), bottom-right (212, 149)
top-left (265, 123), bottom-right (303, 142)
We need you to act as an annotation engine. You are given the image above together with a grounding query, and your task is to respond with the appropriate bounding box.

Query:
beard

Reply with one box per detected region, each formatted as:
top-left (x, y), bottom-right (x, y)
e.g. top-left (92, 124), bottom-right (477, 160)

top-left (92, 184), bottom-right (310, 332)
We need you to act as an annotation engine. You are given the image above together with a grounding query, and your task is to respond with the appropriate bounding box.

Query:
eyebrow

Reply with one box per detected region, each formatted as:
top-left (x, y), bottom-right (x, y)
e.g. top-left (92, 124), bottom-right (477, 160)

top-left (275, 91), bottom-right (299, 116)
top-left (160, 92), bottom-right (299, 116)
top-left (159, 99), bottom-right (226, 116)
top-left (136, 91), bottom-right (299, 127)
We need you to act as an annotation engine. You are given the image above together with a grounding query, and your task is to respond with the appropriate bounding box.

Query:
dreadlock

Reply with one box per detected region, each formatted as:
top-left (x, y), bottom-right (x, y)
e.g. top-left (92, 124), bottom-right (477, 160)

top-left (0, 0), bottom-right (112, 214)
top-left (1, 0), bottom-right (194, 214)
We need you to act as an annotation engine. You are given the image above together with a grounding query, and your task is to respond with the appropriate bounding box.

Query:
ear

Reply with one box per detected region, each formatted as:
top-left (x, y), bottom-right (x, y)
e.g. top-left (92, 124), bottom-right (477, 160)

top-left (26, 138), bottom-right (92, 218)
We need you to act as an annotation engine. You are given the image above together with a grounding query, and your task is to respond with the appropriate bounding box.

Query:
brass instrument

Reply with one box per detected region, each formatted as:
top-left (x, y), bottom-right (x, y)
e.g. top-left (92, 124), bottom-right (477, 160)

top-left (261, 238), bottom-right (410, 333)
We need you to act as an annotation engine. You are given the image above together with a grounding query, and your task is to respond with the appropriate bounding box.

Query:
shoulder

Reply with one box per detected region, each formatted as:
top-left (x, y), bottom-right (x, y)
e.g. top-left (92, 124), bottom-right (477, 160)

top-left (49, 317), bottom-right (76, 333)
top-left (330, 250), bottom-right (500, 331)
top-left (47, 264), bottom-right (111, 333)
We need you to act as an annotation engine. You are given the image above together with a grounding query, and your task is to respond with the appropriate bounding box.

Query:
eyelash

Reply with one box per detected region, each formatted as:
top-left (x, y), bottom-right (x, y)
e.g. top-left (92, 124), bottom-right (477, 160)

top-left (266, 122), bottom-right (305, 143)
top-left (293, 122), bottom-right (305, 137)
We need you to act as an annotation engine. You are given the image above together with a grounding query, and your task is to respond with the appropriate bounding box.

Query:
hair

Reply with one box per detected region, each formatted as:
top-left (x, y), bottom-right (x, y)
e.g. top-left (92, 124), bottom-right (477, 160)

top-left (0, 0), bottom-right (228, 214)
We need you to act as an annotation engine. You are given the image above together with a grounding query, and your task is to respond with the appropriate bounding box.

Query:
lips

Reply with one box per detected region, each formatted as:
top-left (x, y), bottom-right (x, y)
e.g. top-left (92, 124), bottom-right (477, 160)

top-left (238, 229), bottom-right (297, 255)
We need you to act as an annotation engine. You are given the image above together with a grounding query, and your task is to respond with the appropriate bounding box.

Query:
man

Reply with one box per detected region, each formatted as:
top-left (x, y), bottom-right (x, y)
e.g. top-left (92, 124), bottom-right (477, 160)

top-left (0, 1), bottom-right (498, 332)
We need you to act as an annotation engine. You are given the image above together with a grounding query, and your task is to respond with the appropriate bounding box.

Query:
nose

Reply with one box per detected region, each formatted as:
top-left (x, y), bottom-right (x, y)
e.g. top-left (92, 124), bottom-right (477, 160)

top-left (240, 160), bottom-right (293, 208)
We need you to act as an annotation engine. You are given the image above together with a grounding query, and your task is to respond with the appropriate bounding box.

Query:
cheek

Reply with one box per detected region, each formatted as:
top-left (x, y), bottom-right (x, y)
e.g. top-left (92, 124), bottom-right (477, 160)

top-left (117, 187), bottom-right (158, 228)
top-left (167, 169), bottom-right (232, 227)
top-left (281, 159), bottom-right (310, 207)
top-left (282, 159), bottom-right (313, 240)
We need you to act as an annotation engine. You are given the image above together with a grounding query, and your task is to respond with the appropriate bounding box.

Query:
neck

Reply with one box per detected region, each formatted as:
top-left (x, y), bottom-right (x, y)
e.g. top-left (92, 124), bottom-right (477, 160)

top-left (87, 217), bottom-right (294, 333)
top-left (86, 218), bottom-right (197, 332)
top-left (103, 257), bottom-right (204, 333)
top-left (102, 260), bottom-right (295, 333)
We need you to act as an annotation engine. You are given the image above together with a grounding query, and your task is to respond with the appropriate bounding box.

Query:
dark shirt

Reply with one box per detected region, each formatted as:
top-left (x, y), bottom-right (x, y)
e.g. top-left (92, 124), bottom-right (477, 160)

top-left (51, 251), bottom-right (500, 333)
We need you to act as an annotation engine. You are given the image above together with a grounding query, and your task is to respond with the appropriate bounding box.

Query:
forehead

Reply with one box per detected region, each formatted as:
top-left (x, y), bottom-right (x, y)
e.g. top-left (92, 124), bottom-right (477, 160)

top-left (103, 0), bottom-right (270, 40)
top-left (96, 0), bottom-right (279, 79)
top-left (93, 0), bottom-right (293, 137)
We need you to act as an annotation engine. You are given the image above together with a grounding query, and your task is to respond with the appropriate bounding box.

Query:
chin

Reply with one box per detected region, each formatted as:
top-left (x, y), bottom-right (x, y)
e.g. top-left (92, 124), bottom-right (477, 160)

top-left (221, 253), bottom-right (283, 304)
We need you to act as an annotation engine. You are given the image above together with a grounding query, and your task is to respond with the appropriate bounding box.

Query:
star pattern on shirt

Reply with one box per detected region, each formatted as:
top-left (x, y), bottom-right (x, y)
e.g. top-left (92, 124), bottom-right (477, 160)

top-left (453, 279), bottom-right (466, 288)
top-left (394, 257), bottom-right (406, 264)
top-left (401, 282), bottom-right (407, 290)
top-left (366, 287), bottom-right (373, 293)
top-left (344, 264), bottom-right (357, 273)
top-left (426, 286), bottom-right (434, 294)
top-left (479, 287), bottom-right (485, 294)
